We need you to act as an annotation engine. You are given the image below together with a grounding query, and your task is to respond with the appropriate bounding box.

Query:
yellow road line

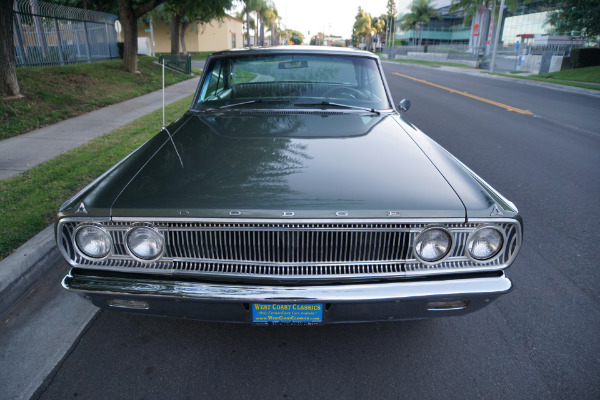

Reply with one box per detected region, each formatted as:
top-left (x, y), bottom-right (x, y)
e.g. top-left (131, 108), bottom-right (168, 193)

top-left (392, 72), bottom-right (533, 115)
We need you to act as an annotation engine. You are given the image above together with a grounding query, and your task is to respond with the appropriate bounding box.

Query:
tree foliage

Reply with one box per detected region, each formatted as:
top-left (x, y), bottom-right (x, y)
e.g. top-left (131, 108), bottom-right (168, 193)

top-left (283, 29), bottom-right (304, 45)
top-left (387, 0), bottom-right (397, 17)
top-left (352, 7), bottom-right (372, 48)
top-left (547, 0), bottom-right (600, 39)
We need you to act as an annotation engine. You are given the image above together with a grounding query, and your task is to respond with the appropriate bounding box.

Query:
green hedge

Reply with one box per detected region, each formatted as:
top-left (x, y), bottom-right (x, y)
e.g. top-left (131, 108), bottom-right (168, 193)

top-left (571, 47), bottom-right (600, 68)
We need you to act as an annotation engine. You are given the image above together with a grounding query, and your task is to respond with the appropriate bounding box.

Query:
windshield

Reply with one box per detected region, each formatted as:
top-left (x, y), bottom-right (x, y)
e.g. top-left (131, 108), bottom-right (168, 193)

top-left (194, 54), bottom-right (391, 111)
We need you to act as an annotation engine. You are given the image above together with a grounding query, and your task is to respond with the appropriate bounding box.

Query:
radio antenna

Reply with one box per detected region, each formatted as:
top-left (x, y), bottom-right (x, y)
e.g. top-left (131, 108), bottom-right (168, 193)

top-left (161, 58), bottom-right (184, 168)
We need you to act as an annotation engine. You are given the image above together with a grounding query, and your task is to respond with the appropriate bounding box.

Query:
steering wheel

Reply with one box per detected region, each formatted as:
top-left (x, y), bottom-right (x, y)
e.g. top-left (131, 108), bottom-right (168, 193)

top-left (322, 86), bottom-right (366, 100)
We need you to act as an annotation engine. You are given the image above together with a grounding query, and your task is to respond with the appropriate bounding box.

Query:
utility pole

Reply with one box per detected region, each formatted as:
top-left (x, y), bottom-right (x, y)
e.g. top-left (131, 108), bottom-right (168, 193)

top-left (490, 0), bottom-right (506, 74)
top-left (149, 17), bottom-right (155, 57)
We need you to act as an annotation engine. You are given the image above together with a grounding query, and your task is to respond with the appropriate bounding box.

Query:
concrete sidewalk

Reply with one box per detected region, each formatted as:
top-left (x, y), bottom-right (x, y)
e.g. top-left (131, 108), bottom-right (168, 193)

top-left (0, 76), bottom-right (199, 181)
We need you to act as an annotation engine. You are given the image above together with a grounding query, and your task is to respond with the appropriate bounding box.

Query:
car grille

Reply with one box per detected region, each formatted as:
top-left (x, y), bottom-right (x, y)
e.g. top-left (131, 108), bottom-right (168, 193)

top-left (58, 220), bottom-right (521, 281)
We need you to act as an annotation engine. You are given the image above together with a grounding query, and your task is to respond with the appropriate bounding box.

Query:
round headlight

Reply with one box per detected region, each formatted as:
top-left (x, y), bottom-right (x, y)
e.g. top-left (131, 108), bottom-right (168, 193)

top-left (74, 225), bottom-right (112, 259)
top-left (125, 226), bottom-right (164, 261)
top-left (414, 227), bottom-right (452, 263)
top-left (467, 227), bottom-right (504, 261)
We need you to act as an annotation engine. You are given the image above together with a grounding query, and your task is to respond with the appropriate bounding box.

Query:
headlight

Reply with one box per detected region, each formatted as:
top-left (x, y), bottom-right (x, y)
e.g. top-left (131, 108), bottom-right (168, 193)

top-left (414, 227), bottom-right (452, 263)
top-left (125, 226), bottom-right (164, 262)
top-left (467, 227), bottom-right (504, 261)
top-left (74, 225), bottom-right (112, 260)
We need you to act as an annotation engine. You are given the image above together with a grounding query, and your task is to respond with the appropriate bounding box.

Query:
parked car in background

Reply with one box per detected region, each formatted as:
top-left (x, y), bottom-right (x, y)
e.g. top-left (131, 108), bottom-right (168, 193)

top-left (56, 46), bottom-right (522, 324)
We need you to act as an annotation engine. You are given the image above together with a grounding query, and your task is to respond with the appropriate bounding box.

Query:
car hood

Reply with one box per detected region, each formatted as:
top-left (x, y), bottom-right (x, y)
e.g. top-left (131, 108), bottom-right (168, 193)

top-left (73, 112), bottom-right (468, 219)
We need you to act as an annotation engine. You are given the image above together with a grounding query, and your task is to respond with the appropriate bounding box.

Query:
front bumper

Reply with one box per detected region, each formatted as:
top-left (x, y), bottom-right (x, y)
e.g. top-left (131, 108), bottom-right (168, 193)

top-left (63, 270), bottom-right (512, 324)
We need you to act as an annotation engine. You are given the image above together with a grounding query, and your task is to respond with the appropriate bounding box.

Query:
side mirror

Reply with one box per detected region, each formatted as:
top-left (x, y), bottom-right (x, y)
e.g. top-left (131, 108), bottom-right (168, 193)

top-left (399, 99), bottom-right (411, 114)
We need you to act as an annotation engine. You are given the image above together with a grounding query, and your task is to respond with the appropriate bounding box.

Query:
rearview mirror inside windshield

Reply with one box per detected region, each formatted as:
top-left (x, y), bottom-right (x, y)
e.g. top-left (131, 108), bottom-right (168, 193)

top-left (278, 60), bottom-right (308, 69)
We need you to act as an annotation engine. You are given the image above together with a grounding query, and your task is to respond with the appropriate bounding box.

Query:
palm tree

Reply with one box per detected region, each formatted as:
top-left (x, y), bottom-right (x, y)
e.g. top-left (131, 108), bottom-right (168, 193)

top-left (449, 0), bottom-right (518, 26)
top-left (401, 12), bottom-right (419, 45)
top-left (242, 0), bottom-right (260, 46)
top-left (264, 4), bottom-right (279, 46)
top-left (386, 0), bottom-right (398, 48)
top-left (449, 0), bottom-right (518, 50)
top-left (257, 0), bottom-right (270, 46)
top-left (404, 0), bottom-right (441, 46)
top-left (372, 15), bottom-right (386, 51)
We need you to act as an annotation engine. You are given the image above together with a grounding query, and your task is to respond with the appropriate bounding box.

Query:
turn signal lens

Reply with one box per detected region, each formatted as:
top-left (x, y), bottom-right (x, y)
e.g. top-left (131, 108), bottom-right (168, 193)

top-left (74, 225), bottom-right (112, 259)
top-left (414, 227), bottom-right (452, 263)
top-left (125, 226), bottom-right (164, 261)
top-left (467, 227), bottom-right (504, 261)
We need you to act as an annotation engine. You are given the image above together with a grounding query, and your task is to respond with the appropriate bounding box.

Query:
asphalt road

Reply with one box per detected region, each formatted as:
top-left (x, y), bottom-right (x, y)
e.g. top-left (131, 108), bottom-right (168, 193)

top-left (30, 64), bottom-right (600, 399)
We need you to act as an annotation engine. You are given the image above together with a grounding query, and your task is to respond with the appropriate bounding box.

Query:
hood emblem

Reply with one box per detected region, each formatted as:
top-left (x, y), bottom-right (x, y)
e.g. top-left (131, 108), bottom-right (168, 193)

top-left (76, 202), bottom-right (88, 214)
top-left (490, 204), bottom-right (504, 216)
top-left (282, 212), bottom-right (295, 217)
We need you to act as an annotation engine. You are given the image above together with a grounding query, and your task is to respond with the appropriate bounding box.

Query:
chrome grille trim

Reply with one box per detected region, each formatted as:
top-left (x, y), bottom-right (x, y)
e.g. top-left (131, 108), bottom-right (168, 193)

top-left (57, 218), bottom-right (521, 280)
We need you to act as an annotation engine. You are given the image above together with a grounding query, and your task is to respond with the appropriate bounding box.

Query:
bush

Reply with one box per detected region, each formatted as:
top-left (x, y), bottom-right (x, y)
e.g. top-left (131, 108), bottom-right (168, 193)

top-left (571, 47), bottom-right (600, 68)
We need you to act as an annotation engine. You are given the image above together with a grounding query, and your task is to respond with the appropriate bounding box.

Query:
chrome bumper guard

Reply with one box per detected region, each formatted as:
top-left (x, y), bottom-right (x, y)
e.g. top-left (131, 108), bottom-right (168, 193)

top-left (63, 271), bottom-right (512, 323)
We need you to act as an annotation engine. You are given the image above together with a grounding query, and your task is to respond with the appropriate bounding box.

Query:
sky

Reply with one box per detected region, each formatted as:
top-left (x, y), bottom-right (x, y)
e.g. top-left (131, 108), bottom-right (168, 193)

top-left (234, 0), bottom-right (416, 42)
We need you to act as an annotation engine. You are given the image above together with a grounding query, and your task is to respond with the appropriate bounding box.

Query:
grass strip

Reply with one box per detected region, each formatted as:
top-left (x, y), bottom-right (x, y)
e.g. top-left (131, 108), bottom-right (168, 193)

top-left (1, 56), bottom-right (194, 140)
top-left (383, 58), bottom-right (472, 68)
top-left (490, 72), bottom-right (600, 91)
top-left (537, 66), bottom-right (600, 83)
top-left (157, 51), bottom-right (213, 61)
top-left (0, 94), bottom-right (194, 260)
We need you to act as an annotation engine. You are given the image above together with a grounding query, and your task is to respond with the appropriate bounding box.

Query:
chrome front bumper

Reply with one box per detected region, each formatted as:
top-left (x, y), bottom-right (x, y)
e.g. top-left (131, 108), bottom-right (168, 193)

top-left (63, 271), bottom-right (512, 324)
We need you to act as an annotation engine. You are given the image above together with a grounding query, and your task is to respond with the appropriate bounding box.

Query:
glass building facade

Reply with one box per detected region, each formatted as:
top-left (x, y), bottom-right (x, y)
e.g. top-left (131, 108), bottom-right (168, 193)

top-left (394, 0), bottom-right (561, 48)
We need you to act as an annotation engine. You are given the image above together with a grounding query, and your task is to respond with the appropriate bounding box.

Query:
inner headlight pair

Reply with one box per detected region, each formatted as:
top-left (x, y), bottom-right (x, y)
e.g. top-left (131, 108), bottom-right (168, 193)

top-left (414, 226), bottom-right (504, 263)
top-left (74, 225), bottom-right (164, 262)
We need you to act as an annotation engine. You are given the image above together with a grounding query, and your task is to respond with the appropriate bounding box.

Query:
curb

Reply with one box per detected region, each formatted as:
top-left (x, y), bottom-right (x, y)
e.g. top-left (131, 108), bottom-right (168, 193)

top-left (0, 225), bottom-right (61, 317)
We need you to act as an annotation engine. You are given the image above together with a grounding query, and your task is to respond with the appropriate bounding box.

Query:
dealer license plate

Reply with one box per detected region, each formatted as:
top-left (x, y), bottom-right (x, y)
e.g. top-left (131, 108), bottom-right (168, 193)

top-left (252, 303), bottom-right (323, 323)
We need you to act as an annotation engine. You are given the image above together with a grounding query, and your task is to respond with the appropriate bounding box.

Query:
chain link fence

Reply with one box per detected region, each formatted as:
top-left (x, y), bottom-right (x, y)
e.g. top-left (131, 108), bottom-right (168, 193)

top-left (13, 0), bottom-right (119, 68)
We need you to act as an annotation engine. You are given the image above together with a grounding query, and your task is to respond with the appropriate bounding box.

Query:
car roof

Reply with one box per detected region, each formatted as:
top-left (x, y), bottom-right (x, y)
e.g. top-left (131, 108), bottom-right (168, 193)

top-left (209, 46), bottom-right (379, 59)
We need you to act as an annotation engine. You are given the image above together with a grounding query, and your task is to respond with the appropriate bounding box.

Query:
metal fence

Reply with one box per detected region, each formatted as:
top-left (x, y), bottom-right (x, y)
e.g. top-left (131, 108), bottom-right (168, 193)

top-left (389, 45), bottom-right (481, 60)
top-left (158, 54), bottom-right (192, 75)
top-left (13, 0), bottom-right (119, 68)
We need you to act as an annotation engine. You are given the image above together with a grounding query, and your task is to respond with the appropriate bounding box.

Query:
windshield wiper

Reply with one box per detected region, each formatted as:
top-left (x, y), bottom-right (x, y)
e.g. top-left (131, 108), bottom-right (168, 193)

top-left (294, 101), bottom-right (380, 115)
top-left (215, 99), bottom-right (290, 110)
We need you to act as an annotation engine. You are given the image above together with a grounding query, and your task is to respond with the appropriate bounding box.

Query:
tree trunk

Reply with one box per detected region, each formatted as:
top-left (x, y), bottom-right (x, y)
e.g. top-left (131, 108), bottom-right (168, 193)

top-left (260, 17), bottom-right (264, 46)
top-left (118, 0), bottom-right (139, 73)
top-left (1, 0), bottom-right (21, 97)
top-left (254, 12), bottom-right (258, 47)
top-left (170, 13), bottom-right (180, 54)
top-left (245, 10), bottom-right (250, 46)
top-left (180, 21), bottom-right (189, 54)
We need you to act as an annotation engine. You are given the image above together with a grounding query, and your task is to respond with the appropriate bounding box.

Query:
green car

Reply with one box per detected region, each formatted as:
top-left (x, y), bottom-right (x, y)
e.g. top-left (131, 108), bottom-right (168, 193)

top-left (56, 47), bottom-right (522, 324)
